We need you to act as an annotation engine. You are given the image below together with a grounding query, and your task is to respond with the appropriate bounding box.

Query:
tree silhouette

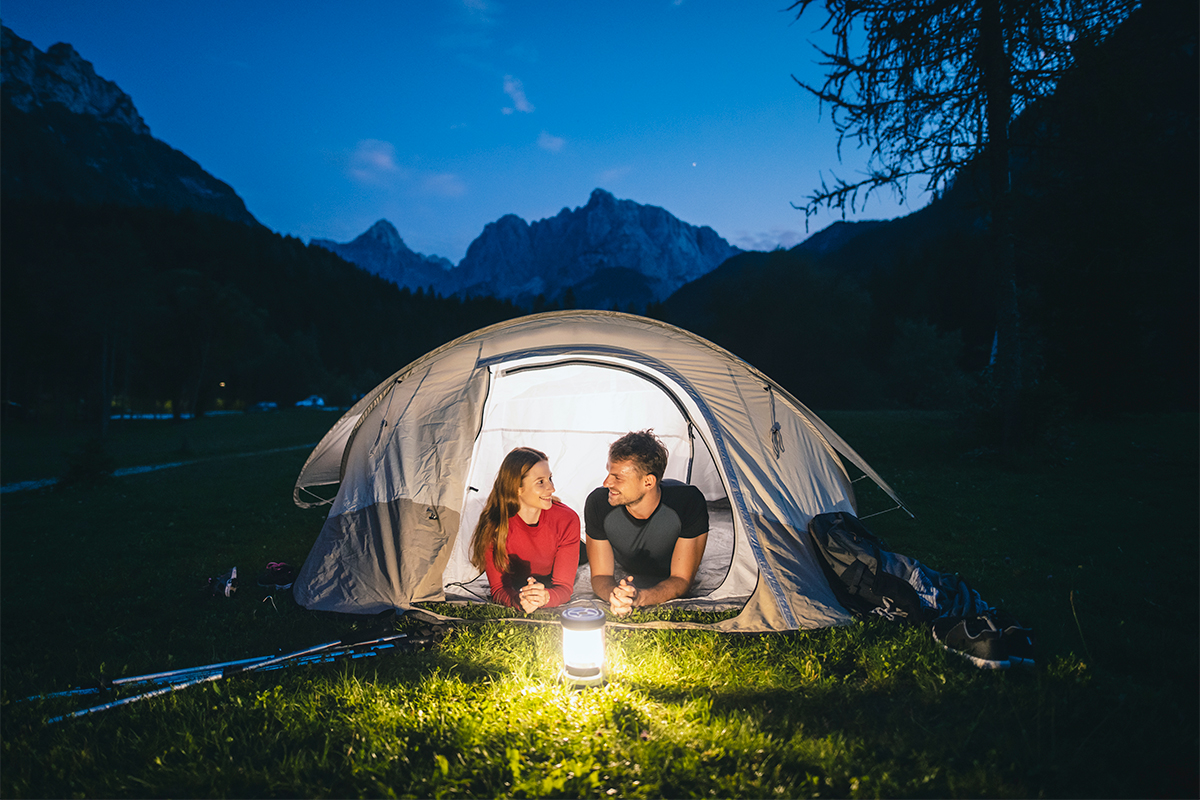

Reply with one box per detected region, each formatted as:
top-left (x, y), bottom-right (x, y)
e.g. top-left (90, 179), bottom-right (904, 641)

top-left (789, 0), bottom-right (1137, 446)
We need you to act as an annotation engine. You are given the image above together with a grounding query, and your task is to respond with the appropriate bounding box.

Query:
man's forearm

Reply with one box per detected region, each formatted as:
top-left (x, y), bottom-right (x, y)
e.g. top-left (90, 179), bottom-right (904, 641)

top-left (634, 576), bottom-right (691, 606)
top-left (591, 574), bottom-right (619, 600)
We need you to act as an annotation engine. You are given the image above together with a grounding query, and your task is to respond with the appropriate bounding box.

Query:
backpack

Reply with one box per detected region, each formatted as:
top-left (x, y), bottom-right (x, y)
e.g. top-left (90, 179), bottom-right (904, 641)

top-left (806, 511), bottom-right (932, 623)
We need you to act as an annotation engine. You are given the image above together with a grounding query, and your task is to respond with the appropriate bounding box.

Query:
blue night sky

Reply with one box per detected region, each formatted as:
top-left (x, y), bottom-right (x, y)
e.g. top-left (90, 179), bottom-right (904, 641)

top-left (3, 0), bottom-right (928, 263)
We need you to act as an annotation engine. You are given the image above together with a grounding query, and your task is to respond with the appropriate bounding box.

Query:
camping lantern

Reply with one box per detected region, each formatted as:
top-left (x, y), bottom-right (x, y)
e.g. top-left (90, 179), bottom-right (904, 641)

top-left (560, 607), bottom-right (606, 686)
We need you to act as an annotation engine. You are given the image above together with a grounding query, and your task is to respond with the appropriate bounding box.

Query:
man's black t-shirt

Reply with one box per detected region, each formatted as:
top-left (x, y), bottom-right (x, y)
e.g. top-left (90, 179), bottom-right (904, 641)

top-left (584, 480), bottom-right (708, 578)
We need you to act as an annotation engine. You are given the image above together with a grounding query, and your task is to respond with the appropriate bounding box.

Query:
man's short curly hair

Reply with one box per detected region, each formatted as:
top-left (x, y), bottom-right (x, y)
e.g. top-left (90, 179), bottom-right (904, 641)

top-left (608, 429), bottom-right (668, 483)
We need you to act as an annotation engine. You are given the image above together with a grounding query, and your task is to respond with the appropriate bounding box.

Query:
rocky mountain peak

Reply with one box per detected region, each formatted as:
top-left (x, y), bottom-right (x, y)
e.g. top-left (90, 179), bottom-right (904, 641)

top-left (1, 26), bottom-right (150, 136)
top-left (455, 189), bottom-right (741, 307)
top-left (361, 219), bottom-right (406, 253)
top-left (586, 187), bottom-right (616, 206)
top-left (311, 221), bottom-right (453, 293)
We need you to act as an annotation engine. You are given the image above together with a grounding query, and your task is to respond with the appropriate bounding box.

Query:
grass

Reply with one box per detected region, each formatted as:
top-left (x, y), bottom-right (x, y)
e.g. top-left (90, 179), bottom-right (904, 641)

top-left (1, 410), bottom-right (1196, 798)
top-left (0, 408), bottom-right (338, 485)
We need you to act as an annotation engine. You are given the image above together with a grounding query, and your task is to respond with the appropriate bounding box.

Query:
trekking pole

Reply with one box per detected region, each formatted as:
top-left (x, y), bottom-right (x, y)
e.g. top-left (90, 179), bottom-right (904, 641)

top-left (225, 632), bottom-right (423, 678)
top-left (23, 654), bottom-right (277, 702)
top-left (46, 638), bottom-right (344, 724)
top-left (249, 633), bottom-right (424, 675)
top-left (44, 630), bottom-right (432, 723)
top-left (27, 633), bottom-right (410, 702)
top-left (25, 606), bottom-right (415, 703)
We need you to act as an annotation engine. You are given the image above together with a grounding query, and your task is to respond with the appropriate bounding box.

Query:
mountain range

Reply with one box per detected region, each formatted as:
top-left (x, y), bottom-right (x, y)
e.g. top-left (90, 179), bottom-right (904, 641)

top-left (2, 24), bottom-right (744, 310)
top-left (313, 189), bottom-right (741, 308)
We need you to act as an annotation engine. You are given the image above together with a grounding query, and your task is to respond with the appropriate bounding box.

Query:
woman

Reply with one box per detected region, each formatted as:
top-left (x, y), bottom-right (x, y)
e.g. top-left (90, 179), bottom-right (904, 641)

top-left (469, 447), bottom-right (581, 613)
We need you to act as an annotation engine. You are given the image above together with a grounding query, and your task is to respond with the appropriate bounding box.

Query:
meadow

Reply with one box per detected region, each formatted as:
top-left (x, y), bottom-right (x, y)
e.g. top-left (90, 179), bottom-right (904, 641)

top-left (1, 409), bottom-right (1195, 798)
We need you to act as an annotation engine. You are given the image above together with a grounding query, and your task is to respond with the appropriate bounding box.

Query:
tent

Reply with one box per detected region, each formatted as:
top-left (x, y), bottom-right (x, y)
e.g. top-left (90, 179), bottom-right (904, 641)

top-left (292, 310), bottom-right (910, 632)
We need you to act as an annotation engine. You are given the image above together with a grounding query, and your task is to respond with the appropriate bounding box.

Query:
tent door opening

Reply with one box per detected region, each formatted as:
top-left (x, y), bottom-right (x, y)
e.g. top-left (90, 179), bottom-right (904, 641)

top-left (441, 357), bottom-right (742, 604)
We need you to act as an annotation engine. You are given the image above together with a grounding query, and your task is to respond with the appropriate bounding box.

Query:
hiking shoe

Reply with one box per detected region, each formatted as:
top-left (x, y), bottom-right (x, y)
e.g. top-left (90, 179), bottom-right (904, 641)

top-left (932, 614), bottom-right (1010, 669)
top-left (994, 611), bottom-right (1036, 668)
top-left (257, 562), bottom-right (297, 590)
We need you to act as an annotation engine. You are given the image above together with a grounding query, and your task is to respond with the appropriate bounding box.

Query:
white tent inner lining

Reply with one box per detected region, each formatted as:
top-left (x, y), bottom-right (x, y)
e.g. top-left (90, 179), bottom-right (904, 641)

top-left (441, 356), bottom-right (752, 600)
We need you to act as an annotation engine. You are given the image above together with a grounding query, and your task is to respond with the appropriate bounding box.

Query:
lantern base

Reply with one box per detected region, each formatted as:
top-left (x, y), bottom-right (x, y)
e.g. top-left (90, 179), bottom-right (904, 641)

top-left (559, 666), bottom-right (606, 688)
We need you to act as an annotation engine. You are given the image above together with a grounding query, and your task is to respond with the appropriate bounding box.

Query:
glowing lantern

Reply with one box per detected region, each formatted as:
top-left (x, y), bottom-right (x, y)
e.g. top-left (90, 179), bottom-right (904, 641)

top-left (560, 607), bottom-right (606, 686)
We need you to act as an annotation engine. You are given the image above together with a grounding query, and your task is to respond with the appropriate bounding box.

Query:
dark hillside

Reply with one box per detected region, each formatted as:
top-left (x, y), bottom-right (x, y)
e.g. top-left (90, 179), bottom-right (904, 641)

top-left (0, 25), bottom-right (260, 227)
top-left (0, 201), bottom-right (523, 425)
top-left (0, 90), bottom-right (260, 228)
top-left (659, 249), bottom-right (886, 409)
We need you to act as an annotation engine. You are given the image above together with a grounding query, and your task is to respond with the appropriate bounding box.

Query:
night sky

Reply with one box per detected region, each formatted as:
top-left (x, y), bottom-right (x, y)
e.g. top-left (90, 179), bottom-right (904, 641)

top-left (3, 0), bottom-right (928, 263)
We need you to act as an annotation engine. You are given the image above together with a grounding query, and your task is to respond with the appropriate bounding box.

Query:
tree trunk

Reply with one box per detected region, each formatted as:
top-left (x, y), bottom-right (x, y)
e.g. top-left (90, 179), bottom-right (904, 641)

top-left (188, 337), bottom-right (212, 420)
top-left (981, 0), bottom-right (1022, 450)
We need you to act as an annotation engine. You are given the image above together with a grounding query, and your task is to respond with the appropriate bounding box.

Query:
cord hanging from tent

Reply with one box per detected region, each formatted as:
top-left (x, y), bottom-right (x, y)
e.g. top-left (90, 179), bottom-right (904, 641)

top-left (685, 422), bottom-right (695, 484)
top-left (859, 502), bottom-right (905, 521)
top-left (297, 485), bottom-right (336, 507)
top-left (765, 386), bottom-right (785, 459)
top-left (368, 378), bottom-right (403, 459)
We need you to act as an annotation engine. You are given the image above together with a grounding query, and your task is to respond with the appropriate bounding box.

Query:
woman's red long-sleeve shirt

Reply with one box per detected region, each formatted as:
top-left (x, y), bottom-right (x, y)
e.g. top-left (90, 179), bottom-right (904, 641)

top-left (483, 500), bottom-right (580, 608)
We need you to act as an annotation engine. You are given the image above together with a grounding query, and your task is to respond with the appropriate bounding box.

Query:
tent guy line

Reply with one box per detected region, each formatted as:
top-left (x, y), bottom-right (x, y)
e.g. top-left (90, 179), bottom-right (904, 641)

top-left (0, 443), bottom-right (317, 495)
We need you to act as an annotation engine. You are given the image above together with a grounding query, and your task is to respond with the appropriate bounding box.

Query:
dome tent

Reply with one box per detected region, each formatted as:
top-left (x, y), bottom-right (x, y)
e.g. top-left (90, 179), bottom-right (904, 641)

top-left (292, 310), bottom-right (909, 632)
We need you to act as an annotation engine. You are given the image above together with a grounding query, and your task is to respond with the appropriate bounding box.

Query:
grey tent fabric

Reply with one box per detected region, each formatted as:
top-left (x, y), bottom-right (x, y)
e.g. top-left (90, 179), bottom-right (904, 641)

top-left (292, 311), bottom-right (910, 632)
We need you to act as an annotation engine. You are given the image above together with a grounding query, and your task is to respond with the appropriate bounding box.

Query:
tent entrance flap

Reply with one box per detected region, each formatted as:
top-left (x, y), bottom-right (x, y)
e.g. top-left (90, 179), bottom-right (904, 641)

top-left (441, 357), bottom-right (735, 592)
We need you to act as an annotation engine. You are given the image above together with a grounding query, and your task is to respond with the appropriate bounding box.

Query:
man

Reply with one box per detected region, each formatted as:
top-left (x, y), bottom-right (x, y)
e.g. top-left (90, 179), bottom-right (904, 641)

top-left (584, 430), bottom-right (708, 616)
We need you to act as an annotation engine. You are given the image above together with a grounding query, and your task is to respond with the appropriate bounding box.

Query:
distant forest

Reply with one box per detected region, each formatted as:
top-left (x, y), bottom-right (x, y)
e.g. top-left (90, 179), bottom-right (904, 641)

top-left (0, 202), bottom-right (523, 423)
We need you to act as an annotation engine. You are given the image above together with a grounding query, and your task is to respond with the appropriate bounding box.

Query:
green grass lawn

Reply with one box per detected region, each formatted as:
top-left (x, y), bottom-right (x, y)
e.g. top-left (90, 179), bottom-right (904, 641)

top-left (1, 411), bottom-right (1196, 798)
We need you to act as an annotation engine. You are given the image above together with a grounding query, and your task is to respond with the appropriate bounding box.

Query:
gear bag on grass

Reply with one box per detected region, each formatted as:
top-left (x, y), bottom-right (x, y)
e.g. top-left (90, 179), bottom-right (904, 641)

top-left (806, 512), bottom-right (932, 622)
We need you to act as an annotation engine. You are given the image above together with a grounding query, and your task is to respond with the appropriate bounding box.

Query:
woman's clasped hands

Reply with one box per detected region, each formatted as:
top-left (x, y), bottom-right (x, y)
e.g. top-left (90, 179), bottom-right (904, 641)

top-left (518, 576), bottom-right (550, 614)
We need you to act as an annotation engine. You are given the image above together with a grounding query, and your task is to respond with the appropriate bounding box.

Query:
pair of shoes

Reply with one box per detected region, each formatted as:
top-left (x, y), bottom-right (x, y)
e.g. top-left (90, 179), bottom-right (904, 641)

top-left (257, 562), bottom-right (297, 590)
top-left (932, 614), bottom-right (1009, 669)
top-left (932, 612), bottom-right (1037, 670)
